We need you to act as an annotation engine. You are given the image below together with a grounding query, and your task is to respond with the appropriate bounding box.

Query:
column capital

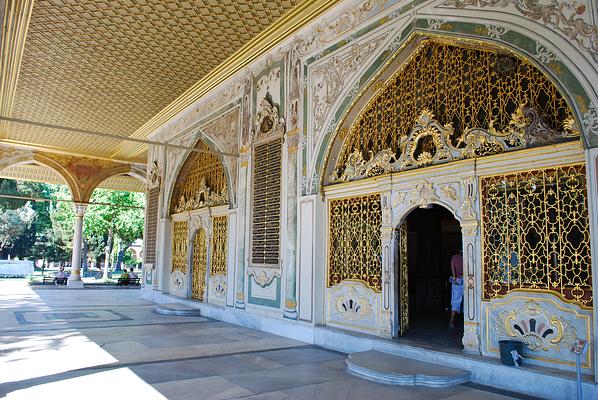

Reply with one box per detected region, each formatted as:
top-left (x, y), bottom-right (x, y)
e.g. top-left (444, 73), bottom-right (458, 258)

top-left (73, 203), bottom-right (87, 216)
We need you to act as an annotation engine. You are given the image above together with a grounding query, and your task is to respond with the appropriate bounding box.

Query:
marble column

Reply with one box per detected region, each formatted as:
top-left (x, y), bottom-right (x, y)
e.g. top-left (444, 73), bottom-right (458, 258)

top-left (283, 131), bottom-right (299, 319)
top-left (67, 204), bottom-right (86, 288)
top-left (584, 147), bottom-right (598, 383)
top-left (236, 148), bottom-right (250, 309)
top-left (461, 219), bottom-right (481, 354)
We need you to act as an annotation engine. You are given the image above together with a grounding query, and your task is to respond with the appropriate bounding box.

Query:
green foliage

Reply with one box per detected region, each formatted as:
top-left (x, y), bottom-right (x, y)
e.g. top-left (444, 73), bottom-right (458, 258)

top-left (0, 178), bottom-right (145, 264)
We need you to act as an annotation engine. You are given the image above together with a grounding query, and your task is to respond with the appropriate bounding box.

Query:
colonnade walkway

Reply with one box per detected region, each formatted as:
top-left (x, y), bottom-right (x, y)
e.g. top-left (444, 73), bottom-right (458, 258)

top-left (0, 281), bottom-right (531, 400)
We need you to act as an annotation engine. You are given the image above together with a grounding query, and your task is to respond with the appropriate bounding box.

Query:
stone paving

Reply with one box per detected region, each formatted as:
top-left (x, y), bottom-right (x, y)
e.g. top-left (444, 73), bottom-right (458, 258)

top-left (0, 280), bottom-right (531, 400)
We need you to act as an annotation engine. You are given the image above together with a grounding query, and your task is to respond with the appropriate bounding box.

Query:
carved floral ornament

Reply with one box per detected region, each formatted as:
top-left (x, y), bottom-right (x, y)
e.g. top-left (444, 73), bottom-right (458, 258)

top-left (329, 106), bottom-right (578, 184)
top-left (493, 300), bottom-right (577, 352)
top-left (148, 161), bottom-right (161, 188)
top-left (175, 177), bottom-right (228, 213)
top-left (441, 0), bottom-right (598, 62)
top-left (252, 97), bottom-right (285, 143)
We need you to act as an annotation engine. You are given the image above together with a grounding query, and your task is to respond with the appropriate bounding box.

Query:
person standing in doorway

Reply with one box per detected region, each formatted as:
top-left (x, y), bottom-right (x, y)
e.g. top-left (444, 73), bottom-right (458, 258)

top-left (449, 248), bottom-right (463, 328)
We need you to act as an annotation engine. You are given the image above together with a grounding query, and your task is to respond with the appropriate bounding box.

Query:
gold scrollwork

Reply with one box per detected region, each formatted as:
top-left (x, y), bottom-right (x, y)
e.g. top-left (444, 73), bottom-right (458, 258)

top-left (481, 164), bottom-right (592, 309)
top-left (171, 141), bottom-right (228, 213)
top-left (328, 194), bottom-right (382, 292)
top-left (192, 227), bottom-right (207, 301)
top-left (171, 221), bottom-right (188, 274)
top-left (330, 41), bottom-right (576, 185)
top-left (210, 215), bottom-right (228, 275)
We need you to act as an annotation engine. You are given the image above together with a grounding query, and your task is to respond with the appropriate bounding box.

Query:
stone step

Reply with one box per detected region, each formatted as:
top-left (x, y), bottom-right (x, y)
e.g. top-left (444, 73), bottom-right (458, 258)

top-left (153, 304), bottom-right (202, 317)
top-left (346, 350), bottom-right (470, 387)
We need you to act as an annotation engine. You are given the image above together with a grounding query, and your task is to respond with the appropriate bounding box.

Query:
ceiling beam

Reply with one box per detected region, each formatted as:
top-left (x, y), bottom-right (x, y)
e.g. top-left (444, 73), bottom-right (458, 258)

top-left (0, 116), bottom-right (238, 157)
top-left (0, 0), bottom-right (35, 138)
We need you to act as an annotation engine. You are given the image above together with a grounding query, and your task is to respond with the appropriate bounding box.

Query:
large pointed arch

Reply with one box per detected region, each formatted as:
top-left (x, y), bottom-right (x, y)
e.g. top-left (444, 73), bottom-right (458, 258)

top-left (321, 34), bottom-right (582, 186)
top-left (168, 138), bottom-right (229, 214)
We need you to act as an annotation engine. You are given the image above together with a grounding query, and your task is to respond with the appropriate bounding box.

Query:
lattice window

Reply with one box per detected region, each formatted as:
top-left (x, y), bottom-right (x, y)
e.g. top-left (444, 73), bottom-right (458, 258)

top-left (481, 164), bottom-right (592, 308)
top-left (251, 138), bottom-right (282, 265)
top-left (210, 215), bottom-right (228, 275)
top-left (171, 140), bottom-right (228, 213)
top-left (144, 187), bottom-right (159, 264)
top-left (328, 194), bottom-right (382, 292)
top-left (192, 227), bottom-right (207, 300)
top-left (336, 40), bottom-right (574, 171)
top-left (171, 221), bottom-right (188, 273)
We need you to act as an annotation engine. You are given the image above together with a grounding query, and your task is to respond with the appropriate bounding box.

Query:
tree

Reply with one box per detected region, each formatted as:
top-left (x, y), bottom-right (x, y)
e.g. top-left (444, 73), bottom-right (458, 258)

top-left (83, 189), bottom-right (145, 279)
top-left (0, 205), bottom-right (34, 255)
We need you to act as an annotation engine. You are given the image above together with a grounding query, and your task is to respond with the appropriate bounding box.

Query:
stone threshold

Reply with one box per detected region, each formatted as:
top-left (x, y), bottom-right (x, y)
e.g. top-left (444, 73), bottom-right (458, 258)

top-left (142, 289), bottom-right (597, 400)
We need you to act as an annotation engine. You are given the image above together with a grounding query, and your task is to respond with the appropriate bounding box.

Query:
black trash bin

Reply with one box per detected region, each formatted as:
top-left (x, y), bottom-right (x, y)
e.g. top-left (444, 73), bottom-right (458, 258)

top-left (499, 340), bottom-right (524, 366)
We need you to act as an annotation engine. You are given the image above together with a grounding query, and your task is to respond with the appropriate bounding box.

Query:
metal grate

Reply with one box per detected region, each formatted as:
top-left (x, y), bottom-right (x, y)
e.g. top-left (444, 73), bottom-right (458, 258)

top-left (251, 138), bottom-right (282, 266)
top-left (328, 194), bottom-right (382, 292)
top-left (481, 164), bottom-right (592, 308)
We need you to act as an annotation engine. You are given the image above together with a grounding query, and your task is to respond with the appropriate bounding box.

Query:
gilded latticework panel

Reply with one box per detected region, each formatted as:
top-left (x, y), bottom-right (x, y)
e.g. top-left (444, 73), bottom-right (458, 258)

top-left (171, 221), bottom-right (188, 274)
top-left (192, 227), bottom-right (207, 301)
top-left (328, 194), bottom-right (382, 292)
top-left (251, 138), bottom-right (283, 265)
top-left (210, 216), bottom-right (228, 276)
top-left (337, 40), bottom-right (574, 171)
top-left (171, 141), bottom-right (228, 213)
top-left (481, 164), bottom-right (592, 309)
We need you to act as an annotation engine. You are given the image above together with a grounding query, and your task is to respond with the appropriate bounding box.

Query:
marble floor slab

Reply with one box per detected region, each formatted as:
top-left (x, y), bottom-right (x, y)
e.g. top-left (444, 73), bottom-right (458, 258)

top-left (0, 280), bottom-right (534, 400)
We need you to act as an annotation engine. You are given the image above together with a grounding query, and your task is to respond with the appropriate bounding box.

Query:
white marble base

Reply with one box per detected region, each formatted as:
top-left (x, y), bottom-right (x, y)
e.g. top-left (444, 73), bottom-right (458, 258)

top-left (346, 351), bottom-right (469, 387)
top-left (141, 290), bottom-right (598, 400)
top-left (66, 279), bottom-right (84, 288)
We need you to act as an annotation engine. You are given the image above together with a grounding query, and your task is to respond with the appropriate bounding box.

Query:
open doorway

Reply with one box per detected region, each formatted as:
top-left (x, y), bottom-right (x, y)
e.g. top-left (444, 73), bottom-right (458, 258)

top-left (397, 205), bottom-right (463, 351)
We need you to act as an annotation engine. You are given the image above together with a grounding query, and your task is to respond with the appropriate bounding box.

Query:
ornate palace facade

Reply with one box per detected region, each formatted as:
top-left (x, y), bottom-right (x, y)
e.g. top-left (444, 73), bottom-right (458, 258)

top-left (141, 1), bottom-right (598, 398)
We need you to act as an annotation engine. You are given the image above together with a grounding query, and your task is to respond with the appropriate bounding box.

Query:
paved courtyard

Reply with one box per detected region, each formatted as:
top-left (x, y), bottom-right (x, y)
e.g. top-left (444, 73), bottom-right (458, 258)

top-left (0, 281), bottom-right (530, 400)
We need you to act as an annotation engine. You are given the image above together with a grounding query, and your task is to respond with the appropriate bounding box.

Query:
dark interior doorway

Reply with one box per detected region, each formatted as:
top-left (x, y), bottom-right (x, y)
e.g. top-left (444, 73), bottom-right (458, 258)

top-left (400, 204), bottom-right (463, 351)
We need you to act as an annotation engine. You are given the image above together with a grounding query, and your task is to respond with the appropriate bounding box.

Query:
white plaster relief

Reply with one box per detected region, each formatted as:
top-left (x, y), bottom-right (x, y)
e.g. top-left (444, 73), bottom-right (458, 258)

top-left (441, 0), bottom-right (598, 62)
top-left (209, 275), bottom-right (227, 305)
top-left (484, 24), bottom-right (510, 39)
top-left (327, 281), bottom-right (379, 332)
top-left (310, 34), bottom-right (387, 136)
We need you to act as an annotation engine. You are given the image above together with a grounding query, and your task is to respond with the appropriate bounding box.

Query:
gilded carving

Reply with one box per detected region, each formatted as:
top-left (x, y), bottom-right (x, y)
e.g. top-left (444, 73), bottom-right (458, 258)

top-left (252, 97), bottom-right (285, 143)
top-left (330, 104), bottom-right (576, 183)
top-left (329, 41), bottom-right (577, 186)
top-left (441, 185), bottom-right (458, 201)
top-left (409, 181), bottom-right (438, 209)
top-left (175, 178), bottom-right (228, 213)
top-left (494, 300), bottom-right (576, 352)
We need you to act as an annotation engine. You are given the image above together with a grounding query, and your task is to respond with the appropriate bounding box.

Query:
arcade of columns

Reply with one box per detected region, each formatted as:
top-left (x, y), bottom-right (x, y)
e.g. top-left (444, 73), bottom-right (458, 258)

top-left (0, 146), bottom-right (145, 286)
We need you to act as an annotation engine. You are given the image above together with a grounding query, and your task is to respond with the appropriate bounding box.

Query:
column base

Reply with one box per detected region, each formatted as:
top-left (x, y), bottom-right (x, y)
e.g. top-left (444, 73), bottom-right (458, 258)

top-left (67, 278), bottom-right (84, 288)
top-left (283, 308), bottom-right (298, 320)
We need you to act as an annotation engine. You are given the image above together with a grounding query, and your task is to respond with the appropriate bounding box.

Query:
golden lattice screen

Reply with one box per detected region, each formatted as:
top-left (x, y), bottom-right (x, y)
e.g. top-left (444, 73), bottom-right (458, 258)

top-left (251, 138), bottom-right (282, 265)
top-left (336, 40), bottom-right (574, 172)
top-left (481, 164), bottom-right (592, 309)
top-left (170, 140), bottom-right (227, 213)
top-left (328, 194), bottom-right (382, 292)
top-left (192, 227), bottom-right (207, 301)
top-left (210, 216), bottom-right (228, 275)
top-left (171, 221), bottom-right (188, 274)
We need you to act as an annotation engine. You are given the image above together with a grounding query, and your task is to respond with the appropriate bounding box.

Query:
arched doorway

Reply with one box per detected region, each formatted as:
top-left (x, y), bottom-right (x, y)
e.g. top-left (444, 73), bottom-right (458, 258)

top-left (397, 204), bottom-right (463, 351)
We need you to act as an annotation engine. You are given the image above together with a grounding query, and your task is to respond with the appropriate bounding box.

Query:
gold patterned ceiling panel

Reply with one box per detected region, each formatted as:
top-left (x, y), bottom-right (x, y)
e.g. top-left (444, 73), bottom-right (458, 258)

top-left (4, 0), bottom-right (302, 163)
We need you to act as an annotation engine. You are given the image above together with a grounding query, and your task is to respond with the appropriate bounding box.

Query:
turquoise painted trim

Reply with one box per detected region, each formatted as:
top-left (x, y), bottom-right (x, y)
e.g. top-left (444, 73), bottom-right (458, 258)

top-left (248, 277), bottom-right (281, 308)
